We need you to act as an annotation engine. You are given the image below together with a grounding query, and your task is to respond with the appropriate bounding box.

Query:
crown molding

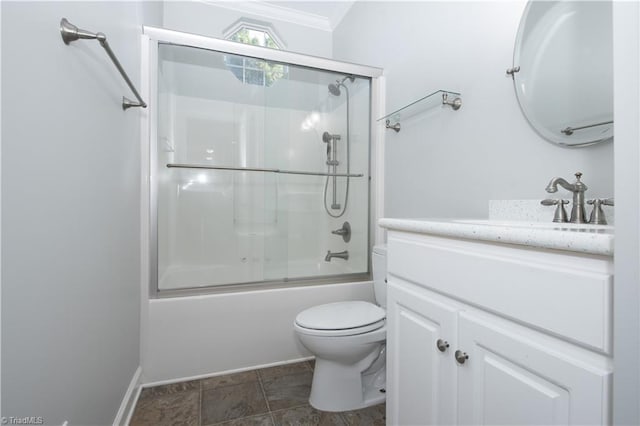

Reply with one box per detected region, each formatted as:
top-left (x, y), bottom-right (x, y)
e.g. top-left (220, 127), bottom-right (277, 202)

top-left (199, 1), bottom-right (333, 32)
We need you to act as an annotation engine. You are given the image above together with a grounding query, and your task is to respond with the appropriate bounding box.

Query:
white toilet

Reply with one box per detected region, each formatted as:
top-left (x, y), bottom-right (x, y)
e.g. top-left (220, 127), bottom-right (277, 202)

top-left (294, 244), bottom-right (387, 412)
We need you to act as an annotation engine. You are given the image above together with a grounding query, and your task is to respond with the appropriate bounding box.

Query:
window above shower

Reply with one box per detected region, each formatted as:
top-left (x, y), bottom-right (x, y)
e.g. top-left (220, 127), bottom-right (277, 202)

top-left (155, 42), bottom-right (373, 293)
top-left (223, 20), bottom-right (288, 87)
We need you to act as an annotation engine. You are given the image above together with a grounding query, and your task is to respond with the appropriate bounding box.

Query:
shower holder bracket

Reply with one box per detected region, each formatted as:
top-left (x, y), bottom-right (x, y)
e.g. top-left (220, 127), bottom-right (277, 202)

top-left (386, 120), bottom-right (401, 133)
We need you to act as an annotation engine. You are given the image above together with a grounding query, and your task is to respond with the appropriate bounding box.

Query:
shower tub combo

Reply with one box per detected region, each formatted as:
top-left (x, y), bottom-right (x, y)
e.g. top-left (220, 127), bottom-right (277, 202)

top-left (140, 27), bottom-right (384, 382)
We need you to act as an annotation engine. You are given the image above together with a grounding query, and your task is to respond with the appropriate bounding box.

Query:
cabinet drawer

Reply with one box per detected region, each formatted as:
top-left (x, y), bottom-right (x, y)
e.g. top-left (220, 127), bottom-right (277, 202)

top-left (387, 232), bottom-right (613, 354)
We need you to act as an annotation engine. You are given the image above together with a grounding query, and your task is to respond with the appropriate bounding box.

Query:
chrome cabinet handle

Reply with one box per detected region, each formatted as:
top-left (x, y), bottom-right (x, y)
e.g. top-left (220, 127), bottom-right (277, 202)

top-left (436, 339), bottom-right (450, 352)
top-left (455, 350), bottom-right (469, 365)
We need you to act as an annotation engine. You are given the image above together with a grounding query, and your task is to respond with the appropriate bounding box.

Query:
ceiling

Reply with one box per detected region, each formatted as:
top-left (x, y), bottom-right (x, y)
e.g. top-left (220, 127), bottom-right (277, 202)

top-left (208, 1), bottom-right (356, 32)
top-left (266, 1), bottom-right (356, 30)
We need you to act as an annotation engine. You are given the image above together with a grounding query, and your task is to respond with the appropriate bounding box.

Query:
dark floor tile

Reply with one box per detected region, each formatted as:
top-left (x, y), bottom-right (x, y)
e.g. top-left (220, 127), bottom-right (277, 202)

top-left (202, 370), bottom-right (259, 390)
top-left (215, 413), bottom-right (275, 425)
top-left (202, 381), bottom-right (269, 425)
top-left (258, 362), bottom-right (312, 381)
top-left (342, 403), bottom-right (386, 426)
top-left (272, 405), bottom-right (348, 426)
top-left (139, 380), bottom-right (200, 400)
top-left (130, 390), bottom-right (199, 426)
top-left (262, 371), bottom-right (313, 411)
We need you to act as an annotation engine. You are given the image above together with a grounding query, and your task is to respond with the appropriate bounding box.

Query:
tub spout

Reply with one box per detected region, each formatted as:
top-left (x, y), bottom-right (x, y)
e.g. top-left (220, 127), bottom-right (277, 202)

top-left (325, 250), bottom-right (349, 262)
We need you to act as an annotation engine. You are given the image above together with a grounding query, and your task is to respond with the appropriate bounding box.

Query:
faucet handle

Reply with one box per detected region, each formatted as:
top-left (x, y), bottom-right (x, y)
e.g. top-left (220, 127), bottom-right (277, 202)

top-left (587, 198), bottom-right (613, 225)
top-left (587, 198), bottom-right (614, 207)
top-left (541, 199), bottom-right (569, 223)
top-left (331, 221), bottom-right (351, 243)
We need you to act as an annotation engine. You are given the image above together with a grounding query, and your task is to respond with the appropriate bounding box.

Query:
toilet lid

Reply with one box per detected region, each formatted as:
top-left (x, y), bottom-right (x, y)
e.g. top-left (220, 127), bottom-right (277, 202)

top-left (295, 301), bottom-right (385, 330)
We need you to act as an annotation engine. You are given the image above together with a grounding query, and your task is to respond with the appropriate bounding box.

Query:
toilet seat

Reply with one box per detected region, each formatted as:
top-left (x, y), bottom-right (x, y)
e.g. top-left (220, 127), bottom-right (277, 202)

top-left (295, 301), bottom-right (385, 337)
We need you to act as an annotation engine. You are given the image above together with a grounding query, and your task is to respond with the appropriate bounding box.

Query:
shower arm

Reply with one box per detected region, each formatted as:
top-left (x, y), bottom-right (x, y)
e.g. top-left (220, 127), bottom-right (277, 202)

top-left (59, 18), bottom-right (147, 110)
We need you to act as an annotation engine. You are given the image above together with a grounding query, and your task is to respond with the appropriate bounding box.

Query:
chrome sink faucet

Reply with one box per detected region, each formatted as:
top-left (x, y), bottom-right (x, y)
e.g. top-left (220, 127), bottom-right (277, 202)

top-left (545, 172), bottom-right (588, 223)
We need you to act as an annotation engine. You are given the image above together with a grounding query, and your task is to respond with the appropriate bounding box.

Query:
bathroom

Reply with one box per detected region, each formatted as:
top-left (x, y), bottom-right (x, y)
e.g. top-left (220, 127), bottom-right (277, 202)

top-left (1, 0), bottom-right (638, 425)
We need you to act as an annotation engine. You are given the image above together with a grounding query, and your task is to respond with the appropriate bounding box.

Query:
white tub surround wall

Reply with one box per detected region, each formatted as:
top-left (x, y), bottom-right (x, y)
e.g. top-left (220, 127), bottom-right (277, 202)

top-left (144, 281), bottom-right (374, 383)
top-left (332, 1), bottom-right (613, 219)
top-left (155, 74), bottom-right (372, 291)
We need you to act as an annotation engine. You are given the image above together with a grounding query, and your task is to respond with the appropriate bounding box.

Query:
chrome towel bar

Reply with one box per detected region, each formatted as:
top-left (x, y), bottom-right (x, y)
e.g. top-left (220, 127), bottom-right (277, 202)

top-left (167, 163), bottom-right (364, 178)
top-left (59, 18), bottom-right (147, 110)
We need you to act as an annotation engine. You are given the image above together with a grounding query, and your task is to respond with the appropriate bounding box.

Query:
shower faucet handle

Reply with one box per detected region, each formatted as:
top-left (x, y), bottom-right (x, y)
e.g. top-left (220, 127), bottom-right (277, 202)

top-left (331, 222), bottom-right (351, 242)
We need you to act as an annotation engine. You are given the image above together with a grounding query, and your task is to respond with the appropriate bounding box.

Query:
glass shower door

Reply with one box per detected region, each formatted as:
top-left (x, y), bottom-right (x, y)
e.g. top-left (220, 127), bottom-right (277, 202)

top-left (156, 42), bottom-right (371, 291)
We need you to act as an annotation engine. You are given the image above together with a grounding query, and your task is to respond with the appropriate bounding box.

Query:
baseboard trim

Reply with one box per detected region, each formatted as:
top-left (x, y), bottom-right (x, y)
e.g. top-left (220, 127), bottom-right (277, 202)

top-left (113, 366), bottom-right (142, 426)
top-left (143, 357), bottom-right (314, 388)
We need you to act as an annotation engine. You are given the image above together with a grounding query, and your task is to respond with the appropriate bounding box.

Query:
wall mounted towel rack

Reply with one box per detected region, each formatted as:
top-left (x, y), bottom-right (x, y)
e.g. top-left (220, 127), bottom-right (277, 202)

top-left (561, 120), bottom-right (613, 136)
top-left (378, 90), bottom-right (462, 133)
top-left (59, 18), bottom-right (147, 110)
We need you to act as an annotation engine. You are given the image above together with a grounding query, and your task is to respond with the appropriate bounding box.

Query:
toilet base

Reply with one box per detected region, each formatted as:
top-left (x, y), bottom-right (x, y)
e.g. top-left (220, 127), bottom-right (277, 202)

top-left (308, 347), bottom-right (386, 412)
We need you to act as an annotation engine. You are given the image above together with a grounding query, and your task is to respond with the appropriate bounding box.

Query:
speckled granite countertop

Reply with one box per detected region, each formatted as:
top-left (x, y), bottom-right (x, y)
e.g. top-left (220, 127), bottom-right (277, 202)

top-left (379, 218), bottom-right (614, 256)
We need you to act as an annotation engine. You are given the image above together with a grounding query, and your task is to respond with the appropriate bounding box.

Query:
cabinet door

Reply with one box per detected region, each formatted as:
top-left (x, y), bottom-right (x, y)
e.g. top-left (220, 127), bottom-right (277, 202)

top-left (387, 279), bottom-right (458, 426)
top-left (457, 311), bottom-right (611, 425)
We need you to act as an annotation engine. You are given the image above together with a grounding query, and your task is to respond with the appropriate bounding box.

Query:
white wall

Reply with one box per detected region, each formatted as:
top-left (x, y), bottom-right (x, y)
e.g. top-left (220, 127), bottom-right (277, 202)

top-left (162, 1), bottom-right (332, 58)
top-left (613, 1), bottom-right (640, 423)
top-left (1, 2), bottom-right (154, 424)
top-left (332, 1), bottom-right (614, 220)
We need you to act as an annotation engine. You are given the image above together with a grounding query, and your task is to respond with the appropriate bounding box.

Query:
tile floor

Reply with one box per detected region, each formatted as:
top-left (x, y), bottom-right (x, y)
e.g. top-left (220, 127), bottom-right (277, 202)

top-left (130, 360), bottom-right (386, 426)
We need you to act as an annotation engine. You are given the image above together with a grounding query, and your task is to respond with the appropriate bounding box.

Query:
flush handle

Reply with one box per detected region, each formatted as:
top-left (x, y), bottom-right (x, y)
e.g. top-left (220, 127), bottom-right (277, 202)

top-left (455, 350), bottom-right (469, 365)
top-left (436, 339), bottom-right (450, 353)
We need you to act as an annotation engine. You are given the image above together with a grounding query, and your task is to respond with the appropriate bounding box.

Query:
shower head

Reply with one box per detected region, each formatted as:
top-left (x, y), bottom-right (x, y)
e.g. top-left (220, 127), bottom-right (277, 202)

top-left (328, 83), bottom-right (342, 96)
top-left (328, 75), bottom-right (355, 96)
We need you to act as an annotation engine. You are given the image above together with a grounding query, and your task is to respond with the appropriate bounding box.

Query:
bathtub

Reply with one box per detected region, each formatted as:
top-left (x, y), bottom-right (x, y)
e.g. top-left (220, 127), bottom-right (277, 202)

top-left (142, 280), bottom-right (374, 384)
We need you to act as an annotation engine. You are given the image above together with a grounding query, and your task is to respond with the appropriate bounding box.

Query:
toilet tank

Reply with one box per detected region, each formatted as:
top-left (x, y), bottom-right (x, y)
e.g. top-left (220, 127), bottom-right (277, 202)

top-left (372, 244), bottom-right (388, 308)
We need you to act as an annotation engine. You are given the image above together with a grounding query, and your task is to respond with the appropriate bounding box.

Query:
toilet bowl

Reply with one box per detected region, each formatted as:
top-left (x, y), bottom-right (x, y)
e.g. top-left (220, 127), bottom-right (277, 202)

top-left (294, 244), bottom-right (387, 412)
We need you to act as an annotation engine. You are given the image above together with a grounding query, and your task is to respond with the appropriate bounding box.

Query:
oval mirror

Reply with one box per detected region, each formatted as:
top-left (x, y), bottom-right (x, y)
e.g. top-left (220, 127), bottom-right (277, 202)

top-left (512, 1), bottom-right (613, 147)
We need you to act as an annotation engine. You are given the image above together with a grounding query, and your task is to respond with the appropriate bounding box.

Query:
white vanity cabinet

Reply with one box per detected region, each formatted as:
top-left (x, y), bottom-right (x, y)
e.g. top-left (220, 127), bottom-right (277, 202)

top-left (385, 229), bottom-right (613, 426)
top-left (386, 280), bottom-right (458, 425)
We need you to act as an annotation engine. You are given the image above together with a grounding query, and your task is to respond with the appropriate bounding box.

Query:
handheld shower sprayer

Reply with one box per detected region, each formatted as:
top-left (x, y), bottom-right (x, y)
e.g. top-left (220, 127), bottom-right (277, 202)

top-left (322, 132), bottom-right (341, 143)
top-left (323, 74), bottom-right (354, 218)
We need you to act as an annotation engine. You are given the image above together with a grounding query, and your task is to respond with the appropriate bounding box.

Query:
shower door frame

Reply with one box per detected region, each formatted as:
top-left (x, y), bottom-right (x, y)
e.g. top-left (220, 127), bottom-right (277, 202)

top-left (140, 26), bottom-right (385, 298)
